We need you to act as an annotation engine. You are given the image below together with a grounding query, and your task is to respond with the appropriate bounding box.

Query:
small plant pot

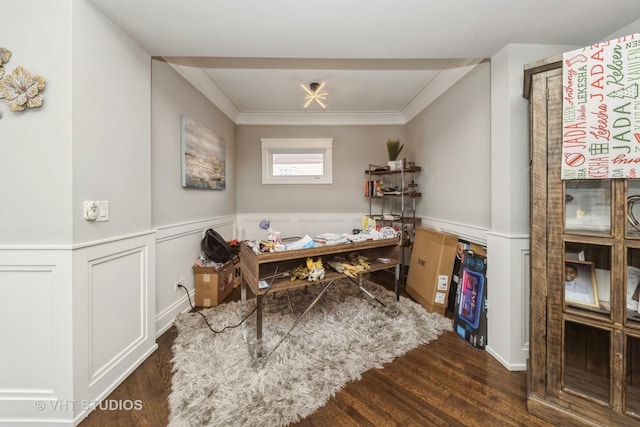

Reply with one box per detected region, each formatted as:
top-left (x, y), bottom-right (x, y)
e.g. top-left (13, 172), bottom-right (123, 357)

top-left (388, 160), bottom-right (397, 171)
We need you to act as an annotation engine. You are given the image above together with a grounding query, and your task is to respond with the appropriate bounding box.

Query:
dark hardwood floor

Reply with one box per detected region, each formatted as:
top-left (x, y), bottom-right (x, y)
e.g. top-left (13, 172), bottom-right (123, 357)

top-left (80, 272), bottom-right (552, 427)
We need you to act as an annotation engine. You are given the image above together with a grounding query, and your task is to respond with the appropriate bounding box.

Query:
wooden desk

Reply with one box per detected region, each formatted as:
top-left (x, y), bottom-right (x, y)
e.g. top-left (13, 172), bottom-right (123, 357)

top-left (239, 238), bottom-right (401, 358)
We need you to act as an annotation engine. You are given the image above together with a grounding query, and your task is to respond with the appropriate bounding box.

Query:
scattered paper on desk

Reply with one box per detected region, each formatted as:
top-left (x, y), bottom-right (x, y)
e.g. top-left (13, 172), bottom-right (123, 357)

top-left (285, 235), bottom-right (315, 250)
top-left (315, 233), bottom-right (342, 241)
top-left (344, 233), bottom-right (369, 242)
top-left (259, 280), bottom-right (269, 289)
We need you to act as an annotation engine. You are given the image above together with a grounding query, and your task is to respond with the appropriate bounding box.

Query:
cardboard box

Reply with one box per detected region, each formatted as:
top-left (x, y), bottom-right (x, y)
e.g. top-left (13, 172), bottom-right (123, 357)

top-left (193, 261), bottom-right (235, 307)
top-left (452, 247), bottom-right (488, 349)
top-left (406, 227), bottom-right (459, 315)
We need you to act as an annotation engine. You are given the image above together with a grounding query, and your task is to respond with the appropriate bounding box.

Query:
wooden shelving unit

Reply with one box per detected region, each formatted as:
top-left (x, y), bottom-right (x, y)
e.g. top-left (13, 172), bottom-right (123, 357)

top-left (365, 164), bottom-right (421, 277)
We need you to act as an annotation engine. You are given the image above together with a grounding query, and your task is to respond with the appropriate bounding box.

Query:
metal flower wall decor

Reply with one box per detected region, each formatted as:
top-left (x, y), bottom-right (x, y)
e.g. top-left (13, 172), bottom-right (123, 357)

top-left (0, 48), bottom-right (11, 78)
top-left (0, 47), bottom-right (46, 118)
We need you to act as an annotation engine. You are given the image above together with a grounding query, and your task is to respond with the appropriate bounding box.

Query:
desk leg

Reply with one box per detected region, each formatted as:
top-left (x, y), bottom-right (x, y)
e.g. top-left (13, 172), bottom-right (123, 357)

top-left (268, 279), bottom-right (334, 357)
top-left (240, 277), bottom-right (247, 310)
top-left (240, 278), bottom-right (250, 354)
top-left (240, 278), bottom-right (263, 360)
top-left (395, 263), bottom-right (400, 301)
top-left (355, 274), bottom-right (391, 313)
top-left (255, 294), bottom-right (264, 358)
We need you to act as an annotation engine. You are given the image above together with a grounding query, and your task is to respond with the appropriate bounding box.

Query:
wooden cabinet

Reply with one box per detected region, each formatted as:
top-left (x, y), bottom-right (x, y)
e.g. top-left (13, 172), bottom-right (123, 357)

top-left (525, 56), bottom-right (640, 425)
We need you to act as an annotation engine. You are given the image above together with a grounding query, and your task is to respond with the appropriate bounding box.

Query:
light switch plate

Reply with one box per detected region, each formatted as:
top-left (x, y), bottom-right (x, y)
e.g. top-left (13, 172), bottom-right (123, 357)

top-left (96, 201), bottom-right (109, 222)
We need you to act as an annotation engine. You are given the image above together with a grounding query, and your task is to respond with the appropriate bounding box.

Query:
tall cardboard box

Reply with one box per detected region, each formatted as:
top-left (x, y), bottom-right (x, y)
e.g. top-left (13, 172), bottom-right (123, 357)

top-left (406, 227), bottom-right (458, 315)
top-left (193, 261), bottom-right (235, 307)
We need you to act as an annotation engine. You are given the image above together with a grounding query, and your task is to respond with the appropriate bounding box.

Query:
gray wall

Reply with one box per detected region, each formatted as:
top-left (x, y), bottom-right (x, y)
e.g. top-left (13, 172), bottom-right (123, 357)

top-left (151, 60), bottom-right (237, 227)
top-left (406, 61), bottom-right (492, 228)
top-left (0, 0), bottom-right (73, 244)
top-left (236, 124), bottom-right (405, 213)
top-left (72, 6), bottom-right (152, 243)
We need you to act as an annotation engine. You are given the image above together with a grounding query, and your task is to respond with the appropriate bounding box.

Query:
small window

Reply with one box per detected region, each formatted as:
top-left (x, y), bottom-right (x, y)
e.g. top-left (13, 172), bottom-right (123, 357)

top-left (261, 138), bottom-right (333, 184)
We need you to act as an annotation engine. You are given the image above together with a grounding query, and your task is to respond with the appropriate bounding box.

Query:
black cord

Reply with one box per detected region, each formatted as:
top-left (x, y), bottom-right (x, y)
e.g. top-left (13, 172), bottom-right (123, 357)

top-left (178, 284), bottom-right (258, 333)
top-left (177, 264), bottom-right (279, 334)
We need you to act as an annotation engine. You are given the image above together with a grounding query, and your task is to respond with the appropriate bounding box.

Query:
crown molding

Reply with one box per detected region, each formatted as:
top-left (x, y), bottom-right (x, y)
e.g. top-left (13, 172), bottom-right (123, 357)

top-left (165, 61), bottom-right (240, 122)
top-left (401, 58), bottom-right (483, 122)
top-left (235, 111), bottom-right (406, 126)
top-left (164, 57), bottom-right (483, 126)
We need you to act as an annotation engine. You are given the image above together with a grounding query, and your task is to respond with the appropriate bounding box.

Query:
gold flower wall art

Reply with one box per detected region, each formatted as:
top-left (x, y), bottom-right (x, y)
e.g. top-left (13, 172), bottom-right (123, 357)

top-left (0, 66), bottom-right (46, 112)
top-left (0, 48), bottom-right (11, 79)
top-left (0, 47), bottom-right (46, 116)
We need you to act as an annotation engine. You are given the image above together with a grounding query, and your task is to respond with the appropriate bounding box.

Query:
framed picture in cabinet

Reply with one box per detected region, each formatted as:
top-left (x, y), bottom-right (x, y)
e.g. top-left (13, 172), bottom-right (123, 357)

top-left (627, 266), bottom-right (640, 312)
top-left (564, 260), bottom-right (600, 309)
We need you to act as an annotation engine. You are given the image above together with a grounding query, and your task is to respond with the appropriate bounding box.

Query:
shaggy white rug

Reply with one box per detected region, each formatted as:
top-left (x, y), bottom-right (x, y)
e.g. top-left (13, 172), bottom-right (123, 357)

top-left (169, 278), bottom-right (451, 427)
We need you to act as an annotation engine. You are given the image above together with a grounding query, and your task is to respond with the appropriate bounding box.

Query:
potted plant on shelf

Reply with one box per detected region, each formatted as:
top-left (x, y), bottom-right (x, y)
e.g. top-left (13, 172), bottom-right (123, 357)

top-left (386, 139), bottom-right (404, 170)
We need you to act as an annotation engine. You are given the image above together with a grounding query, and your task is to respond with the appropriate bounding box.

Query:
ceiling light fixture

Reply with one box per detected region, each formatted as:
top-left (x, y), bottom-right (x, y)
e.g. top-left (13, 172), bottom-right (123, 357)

top-left (301, 82), bottom-right (327, 109)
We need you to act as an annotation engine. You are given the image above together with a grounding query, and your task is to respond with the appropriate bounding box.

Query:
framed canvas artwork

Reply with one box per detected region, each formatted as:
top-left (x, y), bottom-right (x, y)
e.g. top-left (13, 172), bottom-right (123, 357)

top-left (181, 114), bottom-right (225, 190)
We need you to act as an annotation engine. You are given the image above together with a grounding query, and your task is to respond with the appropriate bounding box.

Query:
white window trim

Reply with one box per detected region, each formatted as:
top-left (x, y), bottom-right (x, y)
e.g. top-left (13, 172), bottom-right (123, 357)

top-left (260, 138), bottom-right (333, 184)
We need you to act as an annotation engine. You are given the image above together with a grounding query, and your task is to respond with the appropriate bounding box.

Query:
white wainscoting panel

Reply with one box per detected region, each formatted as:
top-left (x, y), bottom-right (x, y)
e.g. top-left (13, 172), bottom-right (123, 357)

top-left (0, 249), bottom-right (74, 425)
top-left (418, 216), bottom-right (489, 245)
top-left (2, 269), bottom-right (55, 389)
top-left (155, 216), bottom-right (236, 335)
top-left (485, 232), bottom-right (530, 371)
top-left (521, 250), bottom-right (531, 353)
top-left (72, 232), bottom-right (156, 425)
top-left (88, 248), bottom-right (146, 384)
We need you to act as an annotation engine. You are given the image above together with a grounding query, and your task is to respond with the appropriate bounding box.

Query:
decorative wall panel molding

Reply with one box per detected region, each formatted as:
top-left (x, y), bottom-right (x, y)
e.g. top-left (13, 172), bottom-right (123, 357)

top-left (0, 249), bottom-right (74, 424)
top-left (87, 246), bottom-right (148, 385)
top-left (155, 216), bottom-right (235, 335)
top-left (72, 232), bottom-right (156, 423)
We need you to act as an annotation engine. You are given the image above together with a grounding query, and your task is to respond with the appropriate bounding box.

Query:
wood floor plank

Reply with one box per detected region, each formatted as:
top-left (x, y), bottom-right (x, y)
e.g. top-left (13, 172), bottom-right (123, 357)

top-left (80, 273), bottom-right (552, 427)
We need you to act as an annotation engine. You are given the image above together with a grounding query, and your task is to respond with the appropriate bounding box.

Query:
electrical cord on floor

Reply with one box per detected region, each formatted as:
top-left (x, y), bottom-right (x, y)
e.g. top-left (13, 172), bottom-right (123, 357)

top-left (178, 284), bottom-right (256, 334)
top-left (177, 265), bottom-right (279, 334)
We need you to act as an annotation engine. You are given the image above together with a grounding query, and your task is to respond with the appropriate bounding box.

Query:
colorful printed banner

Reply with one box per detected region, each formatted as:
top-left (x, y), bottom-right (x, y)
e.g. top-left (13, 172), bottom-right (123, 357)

top-left (562, 33), bottom-right (640, 179)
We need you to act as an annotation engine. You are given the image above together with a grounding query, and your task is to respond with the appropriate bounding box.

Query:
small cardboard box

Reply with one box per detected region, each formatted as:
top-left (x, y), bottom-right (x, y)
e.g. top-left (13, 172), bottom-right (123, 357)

top-left (452, 247), bottom-right (488, 349)
top-left (193, 261), bottom-right (235, 307)
top-left (406, 227), bottom-right (459, 315)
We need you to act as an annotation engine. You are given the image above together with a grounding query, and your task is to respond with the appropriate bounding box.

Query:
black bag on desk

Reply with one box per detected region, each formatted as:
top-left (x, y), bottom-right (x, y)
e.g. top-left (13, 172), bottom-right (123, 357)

top-left (201, 228), bottom-right (235, 263)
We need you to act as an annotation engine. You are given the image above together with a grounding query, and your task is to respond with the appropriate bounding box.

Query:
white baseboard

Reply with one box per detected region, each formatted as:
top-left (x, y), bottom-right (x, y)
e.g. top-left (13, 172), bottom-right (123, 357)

top-left (156, 289), bottom-right (194, 337)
